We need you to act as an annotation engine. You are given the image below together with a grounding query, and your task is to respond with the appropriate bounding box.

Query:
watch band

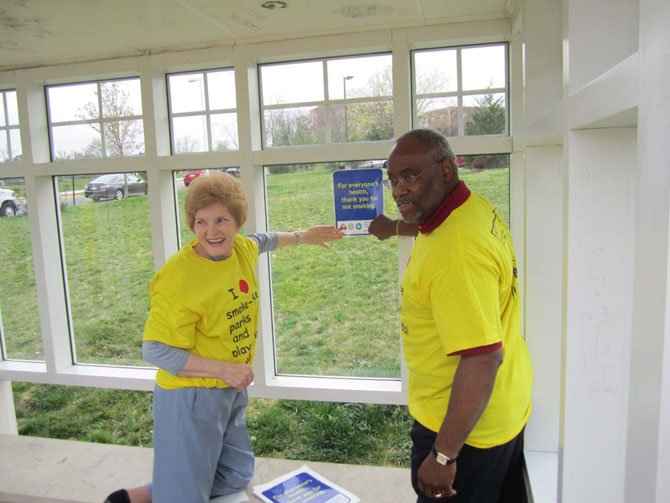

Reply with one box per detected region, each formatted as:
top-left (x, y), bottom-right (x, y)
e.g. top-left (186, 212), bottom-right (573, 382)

top-left (431, 445), bottom-right (457, 465)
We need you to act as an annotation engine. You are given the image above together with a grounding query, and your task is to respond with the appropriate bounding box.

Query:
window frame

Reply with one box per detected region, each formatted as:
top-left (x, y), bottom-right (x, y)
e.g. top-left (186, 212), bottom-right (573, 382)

top-left (0, 21), bottom-right (518, 408)
top-left (258, 52), bottom-right (394, 148)
top-left (45, 77), bottom-right (144, 161)
top-left (412, 42), bottom-right (510, 137)
top-left (0, 89), bottom-right (20, 163)
top-left (166, 68), bottom-right (239, 154)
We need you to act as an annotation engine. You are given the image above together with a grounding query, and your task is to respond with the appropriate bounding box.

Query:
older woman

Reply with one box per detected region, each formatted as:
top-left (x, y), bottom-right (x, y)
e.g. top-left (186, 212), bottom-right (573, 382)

top-left (105, 170), bottom-right (343, 503)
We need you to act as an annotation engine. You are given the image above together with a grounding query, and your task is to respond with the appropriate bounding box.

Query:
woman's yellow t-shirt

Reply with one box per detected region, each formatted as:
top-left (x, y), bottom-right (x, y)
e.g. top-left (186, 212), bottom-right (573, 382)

top-left (143, 235), bottom-right (259, 390)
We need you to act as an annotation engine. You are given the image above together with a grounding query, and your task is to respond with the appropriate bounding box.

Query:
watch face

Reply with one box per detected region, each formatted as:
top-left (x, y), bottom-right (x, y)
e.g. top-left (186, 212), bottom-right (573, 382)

top-left (435, 452), bottom-right (449, 465)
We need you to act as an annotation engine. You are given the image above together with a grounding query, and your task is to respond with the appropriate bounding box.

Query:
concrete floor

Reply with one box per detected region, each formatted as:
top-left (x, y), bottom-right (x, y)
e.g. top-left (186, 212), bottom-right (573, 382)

top-left (0, 434), bottom-right (416, 502)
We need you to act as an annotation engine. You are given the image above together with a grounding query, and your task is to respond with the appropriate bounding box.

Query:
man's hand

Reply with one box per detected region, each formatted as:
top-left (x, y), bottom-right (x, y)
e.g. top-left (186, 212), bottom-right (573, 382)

top-left (369, 214), bottom-right (397, 240)
top-left (417, 456), bottom-right (457, 499)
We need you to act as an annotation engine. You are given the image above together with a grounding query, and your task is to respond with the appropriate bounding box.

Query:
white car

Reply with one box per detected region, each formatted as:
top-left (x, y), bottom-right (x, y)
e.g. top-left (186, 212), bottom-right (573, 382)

top-left (0, 187), bottom-right (18, 217)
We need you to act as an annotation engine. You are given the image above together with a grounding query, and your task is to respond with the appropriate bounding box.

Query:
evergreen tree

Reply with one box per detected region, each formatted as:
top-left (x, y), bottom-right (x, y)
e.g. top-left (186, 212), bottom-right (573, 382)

top-left (465, 93), bottom-right (506, 136)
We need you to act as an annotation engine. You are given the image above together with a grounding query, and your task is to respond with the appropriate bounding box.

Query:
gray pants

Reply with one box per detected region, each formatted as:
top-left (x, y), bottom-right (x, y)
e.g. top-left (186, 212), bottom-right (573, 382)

top-left (151, 386), bottom-right (254, 503)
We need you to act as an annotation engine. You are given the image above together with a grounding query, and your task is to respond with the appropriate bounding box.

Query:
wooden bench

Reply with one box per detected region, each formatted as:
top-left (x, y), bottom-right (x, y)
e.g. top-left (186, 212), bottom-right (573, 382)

top-left (0, 434), bottom-right (415, 502)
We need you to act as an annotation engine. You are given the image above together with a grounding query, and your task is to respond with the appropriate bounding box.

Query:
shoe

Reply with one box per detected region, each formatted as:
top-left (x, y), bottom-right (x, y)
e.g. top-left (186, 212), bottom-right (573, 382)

top-left (104, 488), bottom-right (130, 503)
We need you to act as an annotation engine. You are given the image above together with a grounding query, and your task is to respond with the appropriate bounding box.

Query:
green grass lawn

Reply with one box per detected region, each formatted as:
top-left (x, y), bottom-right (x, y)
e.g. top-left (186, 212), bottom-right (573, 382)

top-left (4, 166), bottom-right (509, 467)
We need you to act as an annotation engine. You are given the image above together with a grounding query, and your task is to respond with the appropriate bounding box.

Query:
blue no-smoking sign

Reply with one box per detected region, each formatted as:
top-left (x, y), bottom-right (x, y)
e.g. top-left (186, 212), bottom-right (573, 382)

top-left (333, 168), bottom-right (384, 236)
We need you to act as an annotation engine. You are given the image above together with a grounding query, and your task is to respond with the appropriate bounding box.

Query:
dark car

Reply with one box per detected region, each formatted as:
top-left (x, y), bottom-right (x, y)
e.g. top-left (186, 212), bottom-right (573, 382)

top-left (183, 170), bottom-right (205, 187)
top-left (84, 173), bottom-right (147, 201)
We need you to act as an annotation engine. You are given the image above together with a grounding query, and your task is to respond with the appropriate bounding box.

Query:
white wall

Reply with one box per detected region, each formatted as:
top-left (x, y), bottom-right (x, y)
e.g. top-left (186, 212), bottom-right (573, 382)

top-left (522, 0), bottom-right (563, 127)
top-left (561, 128), bottom-right (636, 503)
top-left (524, 145), bottom-right (563, 454)
top-left (568, 0), bottom-right (638, 94)
top-left (626, 1), bottom-right (670, 501)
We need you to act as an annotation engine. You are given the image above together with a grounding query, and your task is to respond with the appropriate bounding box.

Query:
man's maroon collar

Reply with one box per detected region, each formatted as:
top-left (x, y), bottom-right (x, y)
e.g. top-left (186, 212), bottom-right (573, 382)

top-left (418, 181), bottom-right (471, 234)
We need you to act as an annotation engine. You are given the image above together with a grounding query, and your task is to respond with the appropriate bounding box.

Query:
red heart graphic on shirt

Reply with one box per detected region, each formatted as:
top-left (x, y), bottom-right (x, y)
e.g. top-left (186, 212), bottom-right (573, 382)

top-left (239, 279), bottom-right (249, 293)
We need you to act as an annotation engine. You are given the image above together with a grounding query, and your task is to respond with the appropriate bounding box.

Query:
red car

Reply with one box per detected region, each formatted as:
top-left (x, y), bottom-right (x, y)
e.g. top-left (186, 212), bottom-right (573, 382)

top-left (183, 170), bottom-right (205, 187)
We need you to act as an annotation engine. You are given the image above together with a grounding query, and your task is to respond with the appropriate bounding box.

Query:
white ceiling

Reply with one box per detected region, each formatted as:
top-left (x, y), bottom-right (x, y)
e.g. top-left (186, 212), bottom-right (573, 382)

top-left (0, 0), bottom-right (512, 72)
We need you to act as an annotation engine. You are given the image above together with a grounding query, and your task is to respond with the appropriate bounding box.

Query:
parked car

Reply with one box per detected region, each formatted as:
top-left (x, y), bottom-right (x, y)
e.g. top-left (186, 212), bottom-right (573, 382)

top-left (183, 170), bottom-right (206, 187)
top-left (84, 173), bottom-right (147, 201)
top-left (0, 187), bottom-right (18, 217)
top-left (225, 167), bottom-right (240, 177)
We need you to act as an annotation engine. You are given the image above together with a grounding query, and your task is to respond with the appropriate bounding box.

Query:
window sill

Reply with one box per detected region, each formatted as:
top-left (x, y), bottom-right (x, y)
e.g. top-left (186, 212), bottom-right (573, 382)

top-left (525, 450), bottom-right (558, 503)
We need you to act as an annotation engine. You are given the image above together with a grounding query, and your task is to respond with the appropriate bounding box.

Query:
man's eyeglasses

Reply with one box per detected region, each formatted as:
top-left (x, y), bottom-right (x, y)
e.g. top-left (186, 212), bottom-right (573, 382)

top-left (387, 158), bottom-right (445, 189)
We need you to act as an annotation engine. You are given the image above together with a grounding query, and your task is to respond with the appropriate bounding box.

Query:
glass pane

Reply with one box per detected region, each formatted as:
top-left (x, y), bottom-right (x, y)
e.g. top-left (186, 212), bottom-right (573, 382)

top-left (264, 107), bottom-right (324, 147)
top-left (458, 155), bottom-right (510, 225)
top-left (416, 97), bottom-right (458, 137)
top-left (57, 174), bottom-right (92, 208)
top-left (261, 61), bottom-right (324, 105)
top-left (0, 95), bottom-right (5, 127)
top-left (100, 79), bottom-right (142, 118)
top-left (464, 93), bottom-right (507, 136)
top-left (8, 129), bottom-right (22, 162)
top-left (211, 113), bottom-right (238, 151)
top-left (51, 124), bottom-right (100, 160)
top-left (265, 162), bottom-right (401, 378)
top-left (103, 119), bottom-right (145, 156)
top-left (168, 73), bottom-right (206, 114)
top-left (172, 115), bottom-right (208, 153)
top-left (6, 91), bottom-right (19, 125)
top-left (47, 83), bottom-right (99, 122)
top-left (57, 172), bottom-right (152, 365)
top-left (0, 131), bottom-right (8, 162)
top-left (208, 70), bottom-right (236, 110)
top-left (462, 45), bottom-right (506, 91)
top-left (334, 100), bottom-right (394, 142)
top-left (0, 177), bottom-right (42, 360)
top-left (414, 49), bottom-right (457, 94)
top-left (327, 54), bottom-right (393, 99)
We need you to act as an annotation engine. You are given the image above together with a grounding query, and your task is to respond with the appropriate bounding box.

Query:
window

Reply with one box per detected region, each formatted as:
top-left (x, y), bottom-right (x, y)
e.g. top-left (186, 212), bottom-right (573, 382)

top-left (413, 44), bottom-right (508, 137)
top-left (264, 161), bottom-right (401, 378)
top-left (167, 70), bottom-right (239, 153)
top-left (1, 32), bottom-right (515, 401)
top-left (47, 78), bottom-right (144, 160)
top-left (0, 90), bottom-right (21, 163)
top-left (0, 177), bottom-right (41, 360)
top-left (458, 154), bottom-right (510, 224)
top-left (55, 172), bottom-right (152, 366)
top-left (260, 54), bottom-right (393, 147)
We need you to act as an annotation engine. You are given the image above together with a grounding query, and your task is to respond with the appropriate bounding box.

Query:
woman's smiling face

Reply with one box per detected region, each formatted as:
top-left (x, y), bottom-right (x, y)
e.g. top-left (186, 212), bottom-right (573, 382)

top-left (192, 201), bottom-right (239, 260)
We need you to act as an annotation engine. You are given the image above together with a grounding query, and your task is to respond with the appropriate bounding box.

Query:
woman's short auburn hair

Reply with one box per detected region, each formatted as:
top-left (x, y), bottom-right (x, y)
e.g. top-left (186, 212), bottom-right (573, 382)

top-left (184, 170), bottom-right (248, 231)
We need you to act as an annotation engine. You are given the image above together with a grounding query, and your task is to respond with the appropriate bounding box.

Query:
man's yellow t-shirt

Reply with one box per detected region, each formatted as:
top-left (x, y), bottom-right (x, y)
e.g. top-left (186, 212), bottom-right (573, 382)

top-left (143, 235), bottom-right (259, 390)
top-left (401, 183), bottom-right (533, 448)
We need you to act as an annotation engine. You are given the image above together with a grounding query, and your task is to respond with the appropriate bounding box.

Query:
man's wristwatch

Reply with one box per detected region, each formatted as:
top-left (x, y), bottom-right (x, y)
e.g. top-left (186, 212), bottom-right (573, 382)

top-left (431, 445), bottom-right (457, 465)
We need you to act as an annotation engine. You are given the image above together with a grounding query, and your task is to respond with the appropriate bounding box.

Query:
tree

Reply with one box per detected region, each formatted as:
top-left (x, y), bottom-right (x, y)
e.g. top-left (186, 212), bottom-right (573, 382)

top-left (414, 67), bottom-right (455, 136)
top-left (414, 68), bottom-right (451, 117)
top-left (345, 65), bottom-right (394, 142)
top-left (463, 92), bottom-right (507, 170)
top-left (264, 108), bottom-right (319, 147)
top-left (175, 136), bottom-right (201, 153)
top-left (465, 92), bottom-right (506, 136)
top-left (78, 81), bottom-right (144, 157)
